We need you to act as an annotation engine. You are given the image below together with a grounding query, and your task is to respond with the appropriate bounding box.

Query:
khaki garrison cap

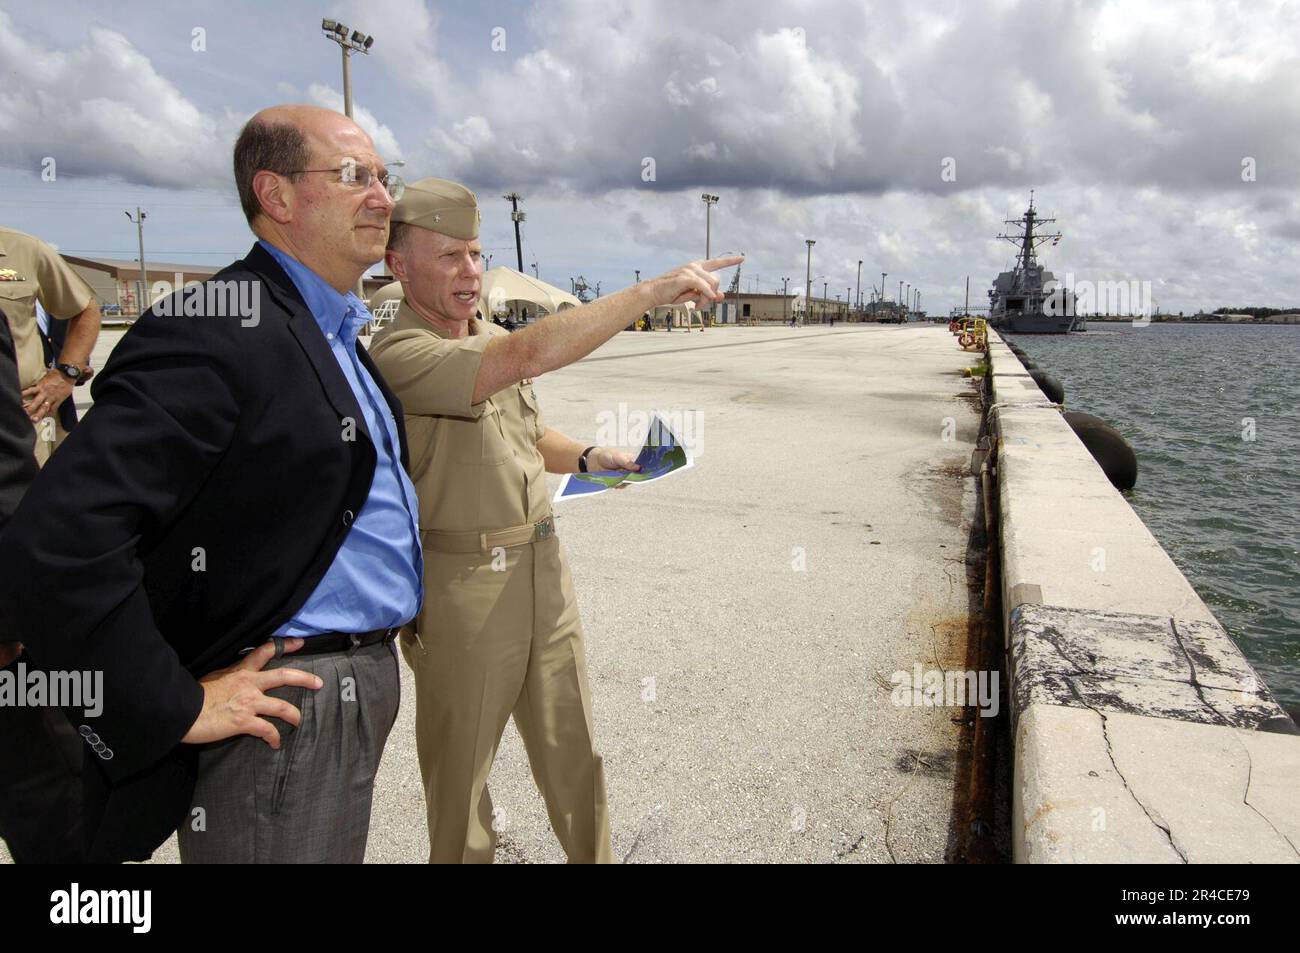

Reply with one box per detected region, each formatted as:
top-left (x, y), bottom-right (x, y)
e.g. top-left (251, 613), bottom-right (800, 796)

top-left (391, 177), bottom-right (481, 240)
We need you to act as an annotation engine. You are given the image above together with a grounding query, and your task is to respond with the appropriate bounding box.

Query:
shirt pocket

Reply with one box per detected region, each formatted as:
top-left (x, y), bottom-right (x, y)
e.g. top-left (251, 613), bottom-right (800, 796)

top-left (443, 400), bottom-right (511, 465)
top-left (0, 280), bottom-right (36, 314)
top-left (518, 384), bottom-right (544, 442)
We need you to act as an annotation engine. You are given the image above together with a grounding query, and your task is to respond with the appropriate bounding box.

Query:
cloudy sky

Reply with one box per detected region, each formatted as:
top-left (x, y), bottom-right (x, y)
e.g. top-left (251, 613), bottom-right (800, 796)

top-left (3, 0), bottom-right (1299, 314)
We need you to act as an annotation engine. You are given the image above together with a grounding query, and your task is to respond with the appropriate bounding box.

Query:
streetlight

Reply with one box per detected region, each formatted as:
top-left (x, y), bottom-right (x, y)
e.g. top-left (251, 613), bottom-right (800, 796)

top-left (320, 19), bottom-right (373, 120)
top-left (322, 20), bottom-right (374, 300)
top-left (702, 194), bottom-right (719, 323)
top-left (503, 192), bottom-right (525, 272)
top-left (701, 194), bottom-right (719, 258)
top-left (823, 281), bottom-right (828, 324)
top-left (878, 271), bottom-right (886, 319)
top-left (781, 276), bottom-right (790, 325)
top-left (635, 269), bottom-right (641, 283)
top-left (531, 261), bottom-right (539, 279)
top-left (855, 260), bottom-right (862, 312)
top-left (124, 208), bottom-right (147, 317)
top-left (804, 239), bottom-right (815, 328)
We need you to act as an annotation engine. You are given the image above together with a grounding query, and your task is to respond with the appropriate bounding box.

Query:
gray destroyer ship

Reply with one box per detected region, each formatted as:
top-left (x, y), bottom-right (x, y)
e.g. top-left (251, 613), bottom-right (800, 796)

top-left (987, 192), bottom-right (1084, 333)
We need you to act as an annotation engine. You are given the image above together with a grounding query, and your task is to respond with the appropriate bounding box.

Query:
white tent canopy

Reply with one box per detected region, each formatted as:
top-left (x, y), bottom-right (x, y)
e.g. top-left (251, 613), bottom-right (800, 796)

top-left (370, 280), bottom-right (403, 307)
top-left (480, 267), bottom-right (580, 316)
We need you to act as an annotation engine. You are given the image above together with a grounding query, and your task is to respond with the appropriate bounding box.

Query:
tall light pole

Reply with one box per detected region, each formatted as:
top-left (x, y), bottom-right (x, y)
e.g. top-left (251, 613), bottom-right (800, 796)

top-left (124, 208), bottom-right (147, 317)
top-left (899, 280), bottom-right (903, 308)
top-left (635, 269), bottom-right (641, 283)
top-left (823, 281), bottom-right (828, 324)
top-left (804, 239), bottom-right (815, 328)
top-left (503, 192), bottom-right (525, 272)
top-left (701, 194), bottom-right (719, 258)
top-left (322, 20), bottom-right (374, 300)
top-left (702, 194), bottom-right (719, 323)
top-left (782, 276), bottom-right (790, 325)
top-left (905, 282), bottom-right (910, 317)
top-left (878, 271), bottom-right (886, 319)
top-left (321, 20), bottom-right (373, 118)
top-left (855, 260), bottom-right (862, 313)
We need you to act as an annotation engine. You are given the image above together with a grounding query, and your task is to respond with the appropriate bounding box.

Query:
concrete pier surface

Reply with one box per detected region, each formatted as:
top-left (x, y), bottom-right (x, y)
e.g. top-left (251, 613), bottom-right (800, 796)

top-left (4, 323), bottom-right (985, 864)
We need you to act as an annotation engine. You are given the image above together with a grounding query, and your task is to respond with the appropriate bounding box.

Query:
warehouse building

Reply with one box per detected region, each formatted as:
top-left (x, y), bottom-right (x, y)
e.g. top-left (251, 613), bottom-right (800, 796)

top-left (63, 256), bottom-right (220, 318)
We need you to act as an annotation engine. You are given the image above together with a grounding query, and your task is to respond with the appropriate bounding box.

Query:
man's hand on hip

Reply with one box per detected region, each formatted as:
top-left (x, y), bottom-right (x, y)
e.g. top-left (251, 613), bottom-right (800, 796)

top-left (181, 638), bottom-right (323, 749)
top-left (21, 370), bottom-right (73, 423)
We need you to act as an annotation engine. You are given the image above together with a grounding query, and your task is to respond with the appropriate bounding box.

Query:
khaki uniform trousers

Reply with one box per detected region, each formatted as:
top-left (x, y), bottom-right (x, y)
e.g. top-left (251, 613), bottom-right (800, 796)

top-left (33, 413), bottom-right (68, 466)
top-left (402, 533), bottom-right (612, 863)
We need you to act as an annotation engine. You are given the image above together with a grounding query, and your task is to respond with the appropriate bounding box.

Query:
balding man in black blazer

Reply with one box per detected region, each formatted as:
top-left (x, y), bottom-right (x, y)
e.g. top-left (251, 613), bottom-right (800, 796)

top-left (0, 104), bottom-right (420, 863)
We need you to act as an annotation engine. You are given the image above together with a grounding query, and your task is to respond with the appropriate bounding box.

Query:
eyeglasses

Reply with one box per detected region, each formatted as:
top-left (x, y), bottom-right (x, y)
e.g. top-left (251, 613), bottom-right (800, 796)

top-left (288, 165), bottom-right (405, 201)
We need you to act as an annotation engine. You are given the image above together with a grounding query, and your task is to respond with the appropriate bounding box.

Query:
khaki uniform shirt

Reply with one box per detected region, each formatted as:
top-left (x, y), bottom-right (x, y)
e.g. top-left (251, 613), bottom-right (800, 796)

top-left (369, 303), bottom-right (551, 533)
top-left (0, 226), bottom-right (94, 391)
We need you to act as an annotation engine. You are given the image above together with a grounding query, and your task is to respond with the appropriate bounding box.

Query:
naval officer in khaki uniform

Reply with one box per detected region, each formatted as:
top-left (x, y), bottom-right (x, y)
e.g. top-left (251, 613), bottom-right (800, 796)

top-left (371, 178), bottom-right (740, 863)
top-left (0, 226), bottom-right (101, 466)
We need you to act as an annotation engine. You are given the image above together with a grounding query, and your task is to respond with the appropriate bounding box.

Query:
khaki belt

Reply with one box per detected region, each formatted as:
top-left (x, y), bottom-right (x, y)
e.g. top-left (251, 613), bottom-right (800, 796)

top-left (421, 515), bottom-right (555, 555)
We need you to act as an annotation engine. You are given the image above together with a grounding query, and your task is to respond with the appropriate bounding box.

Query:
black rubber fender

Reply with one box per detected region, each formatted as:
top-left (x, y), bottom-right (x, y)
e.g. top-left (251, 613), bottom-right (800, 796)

top-left (1063, 411), bottom-right (1138, 490)
top-left (1028, 368), bottom-right (1065, 403)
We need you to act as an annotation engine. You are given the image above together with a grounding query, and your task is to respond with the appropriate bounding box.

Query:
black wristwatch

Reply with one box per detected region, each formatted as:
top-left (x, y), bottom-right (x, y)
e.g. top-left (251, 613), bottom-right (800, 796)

top-left (53, 363), bottom-right (92, 386)
top-left (578, 446), bottom-right (597, 473)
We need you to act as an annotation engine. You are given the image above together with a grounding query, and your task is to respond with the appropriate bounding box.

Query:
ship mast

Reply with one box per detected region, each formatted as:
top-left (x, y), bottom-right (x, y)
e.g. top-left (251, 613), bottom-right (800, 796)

top-left (997, 189), bottom-right (1062, 275)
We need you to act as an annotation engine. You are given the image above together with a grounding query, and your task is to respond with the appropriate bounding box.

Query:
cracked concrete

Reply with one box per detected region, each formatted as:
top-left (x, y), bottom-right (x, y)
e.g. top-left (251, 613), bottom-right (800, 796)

top-left (1014, 703), bottom-right (1300, 864)
top-left (1009, 604), bottom-right (1288, 730)
top-left (1045, 665), bottom-right (1190, 862)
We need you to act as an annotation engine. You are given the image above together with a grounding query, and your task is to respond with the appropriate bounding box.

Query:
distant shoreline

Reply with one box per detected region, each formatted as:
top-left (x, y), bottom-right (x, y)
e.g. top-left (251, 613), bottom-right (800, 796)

top-left (1081, 315), bottom-right (1300, 325)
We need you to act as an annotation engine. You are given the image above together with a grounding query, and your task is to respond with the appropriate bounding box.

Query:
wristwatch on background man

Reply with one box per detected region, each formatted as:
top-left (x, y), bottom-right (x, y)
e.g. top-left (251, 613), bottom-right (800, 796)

top-left (53, 362), bottom-right (93, 386)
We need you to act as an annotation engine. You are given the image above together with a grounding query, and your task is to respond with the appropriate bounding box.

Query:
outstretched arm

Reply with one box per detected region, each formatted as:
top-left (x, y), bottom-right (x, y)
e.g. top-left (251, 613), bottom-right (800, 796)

top-left (471, 256), bottom-right (743, 404)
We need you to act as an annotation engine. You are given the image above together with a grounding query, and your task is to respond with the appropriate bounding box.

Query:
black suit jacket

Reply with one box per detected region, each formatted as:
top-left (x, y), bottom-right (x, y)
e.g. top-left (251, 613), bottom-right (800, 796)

top-left (0, 244), bottom-right (410, 861)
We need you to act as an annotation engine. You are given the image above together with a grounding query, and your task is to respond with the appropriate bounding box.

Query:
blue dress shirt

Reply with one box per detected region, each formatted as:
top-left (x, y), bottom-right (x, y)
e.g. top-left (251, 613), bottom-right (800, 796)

top-left (260, 240), bottom-right (423, 636)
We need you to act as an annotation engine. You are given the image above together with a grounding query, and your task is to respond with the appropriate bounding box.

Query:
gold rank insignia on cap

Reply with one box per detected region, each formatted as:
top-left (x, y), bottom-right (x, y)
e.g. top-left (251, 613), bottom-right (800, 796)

top-left (391, 177), bottom-right (481, 240)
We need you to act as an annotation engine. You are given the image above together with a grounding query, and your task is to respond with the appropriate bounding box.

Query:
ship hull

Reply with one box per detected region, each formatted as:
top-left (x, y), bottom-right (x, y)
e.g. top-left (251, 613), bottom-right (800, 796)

top-left (990, 312), bottom-right (1077, 334)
